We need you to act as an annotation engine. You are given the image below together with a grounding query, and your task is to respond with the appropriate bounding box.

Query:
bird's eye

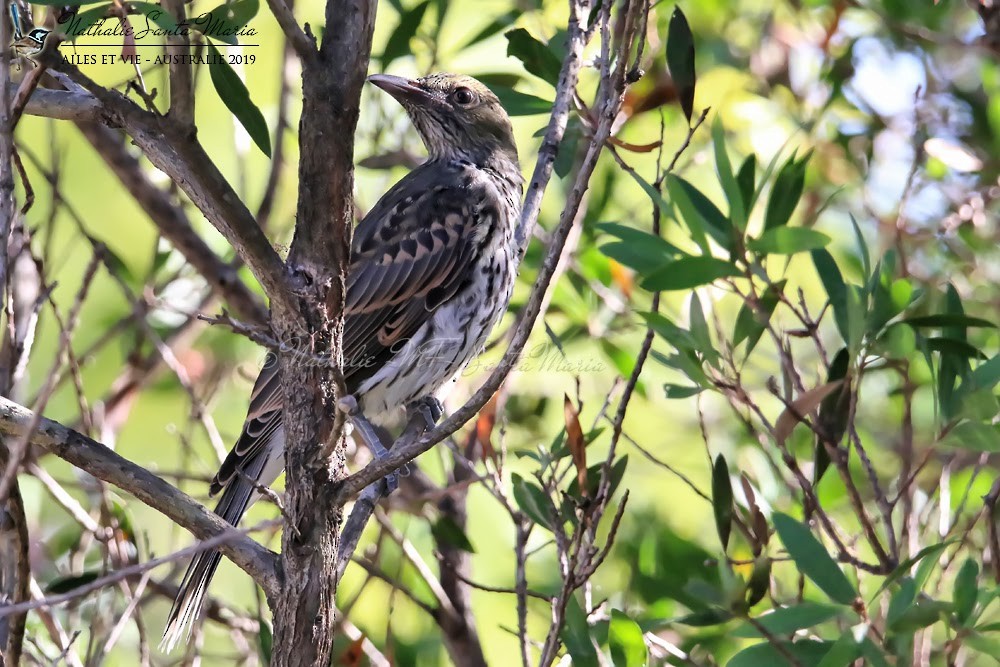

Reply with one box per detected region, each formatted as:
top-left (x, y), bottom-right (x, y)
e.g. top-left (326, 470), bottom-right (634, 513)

top-left (452, 87), bottom-right (476, 106)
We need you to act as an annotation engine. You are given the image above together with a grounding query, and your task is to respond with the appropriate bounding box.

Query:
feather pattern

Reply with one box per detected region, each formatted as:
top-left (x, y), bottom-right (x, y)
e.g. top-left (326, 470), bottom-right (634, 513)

top-left (162, 72), bottom-right (522, 651)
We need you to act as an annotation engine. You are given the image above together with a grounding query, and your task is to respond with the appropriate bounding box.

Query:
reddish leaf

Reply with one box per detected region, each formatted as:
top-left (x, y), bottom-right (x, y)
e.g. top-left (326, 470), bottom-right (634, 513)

top-left (337, 636), bottom-right (365, 666)
top-left (608, 259), bottom-right (634, 299)
top-left (775, 381), bottom-right (845, 446)
top-left (564, 395), bottom-right (587, 497)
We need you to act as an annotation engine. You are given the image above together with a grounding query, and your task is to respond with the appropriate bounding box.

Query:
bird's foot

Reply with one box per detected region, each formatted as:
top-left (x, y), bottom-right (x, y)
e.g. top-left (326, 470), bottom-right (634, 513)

top-left (337, 395), bottom-right (399, 494)
top-left (406, 396), bottom-right (444, 431)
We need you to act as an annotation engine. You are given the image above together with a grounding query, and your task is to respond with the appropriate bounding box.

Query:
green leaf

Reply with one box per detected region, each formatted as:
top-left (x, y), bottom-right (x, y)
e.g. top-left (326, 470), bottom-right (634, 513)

top-left (609, 610), bottom-right (648, 667)
top-left (688, 293), bottom-right (717, 364)
top-left (512, 474), bottom-right (555, 531)
top-left (926, 337), bottom-right (985, 359)
top-left (431, 516), bottom-right (476, 553)
top-left (773, 513), bottom-right (857, 605)
top-left (666, 175), bottom-right (735, 251)
top-left (671, 609), bottom-right (733, 626)
top-left (596, 222), bottom-right (680, 273)
top-left (812, 249), bottom-right (849, 343)
top-left (745, 558), bottom-right (771, 608)
top-left (207, 42), bottom-right (271, 157)
top-left (562, 596), bottom-right (599, 667)
top-left (887, 578), bottom-right (917, 628)
top-left (728, 640), bottom-right (832, 667)
top-left (868, 276), bottom-right (914, 335)
top-left (870, 542), bottom-right (957, 602)
top-left (382, 0), bottom-right (431, 68)
top-left (888, 599), bottom-right (951, 633)
top-left (31, 0), bottom-right (103, 6)
top-left (505, 28), bottom-right (562, 85)
top-left (489, 85), bottom-right (552, 116)
top-left (817, 624), bottom-right (869, 667)
top-left (732, 603), bottom-right (843, 638)
top-left (749, 227), bottom-right (830, 255)
top-left (664, 384), bottom-right (704, 399)
top-left (665, 6), bottom-right (696, 123)
top-left (849, 214), bottom-right (871, 282)
top-left (257, 615), bottom-right (273, 663)
top-left (640, 312), bottom-right (700, 354)
top-left (963, 353), bottom-right (1000, 392)
top-left (903, 314), bottom-right (996, 329)
top-left (764, 151), bottom-right (810, 230)
top-left (129, 1), bottom-right (182, 34)
top-left (45, 571), bottom-right (101, 594)
top-left (462, 10), bottom-right (518, 48)
top-left (845, 284), bottom-right (867, 353)
top-left (943, 421), bottom-right (1000, 452)
top-left (733, 280), bottom-right (784, 355)
top-left (954, 559), bottom-right (979, 625)
top-left (736, 154), bottom-right (757, 213)
top-left (566, 456), bottom-right (628, 501)
top-left (711, 454), bottom-right (733, 551)
top-left (712, 118), bottom-right (745, 229)
top-left (196, 0), bottom-right (260, 44)
top-left (642, 256), bottom-right (740, 291)
top-left (964, 632), bottom-right (1000, 659)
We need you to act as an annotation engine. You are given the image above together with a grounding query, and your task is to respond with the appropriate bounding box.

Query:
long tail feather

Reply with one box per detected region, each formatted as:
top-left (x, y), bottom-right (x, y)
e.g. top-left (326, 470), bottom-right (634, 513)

top-left (160, 445), bottom-right (280, 652)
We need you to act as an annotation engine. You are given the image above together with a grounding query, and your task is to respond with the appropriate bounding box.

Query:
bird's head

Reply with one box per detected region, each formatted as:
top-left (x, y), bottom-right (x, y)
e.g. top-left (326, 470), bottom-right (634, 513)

top-left (368, 72), bottom-right (519, 169)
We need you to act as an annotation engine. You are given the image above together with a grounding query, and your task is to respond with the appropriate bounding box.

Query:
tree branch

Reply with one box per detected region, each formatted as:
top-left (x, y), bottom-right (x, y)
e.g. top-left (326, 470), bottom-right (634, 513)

top-left (0, 396), bottom-right (282, 600)
top-left (333, 0), bottom-right (597, 504)
top-left (37, 55), bottom-right (295, 316)
top-left (74, 121), bottom-right (268, 325)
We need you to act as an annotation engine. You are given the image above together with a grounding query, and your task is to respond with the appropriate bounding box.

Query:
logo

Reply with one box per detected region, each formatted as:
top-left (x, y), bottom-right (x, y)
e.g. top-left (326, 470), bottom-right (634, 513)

top-left (8, 2), bottom-right (50, 61)
top-left (6, 0), bottom-right (260, 67)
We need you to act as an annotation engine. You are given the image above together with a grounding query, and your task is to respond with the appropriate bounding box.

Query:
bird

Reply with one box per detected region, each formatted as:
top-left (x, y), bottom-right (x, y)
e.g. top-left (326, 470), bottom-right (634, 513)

top-left (161, 72), bottom-right (523, 650)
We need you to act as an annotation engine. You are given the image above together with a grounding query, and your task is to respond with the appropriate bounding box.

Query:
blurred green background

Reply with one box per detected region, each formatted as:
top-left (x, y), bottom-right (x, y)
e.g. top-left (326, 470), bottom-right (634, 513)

top-left (11, 0), bottom-right (1000, 664)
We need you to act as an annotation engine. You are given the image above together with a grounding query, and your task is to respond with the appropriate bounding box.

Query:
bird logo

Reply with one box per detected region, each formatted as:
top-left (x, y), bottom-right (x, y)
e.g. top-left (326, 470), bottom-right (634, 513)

top-left (8, 1), bottom-right (50, 62)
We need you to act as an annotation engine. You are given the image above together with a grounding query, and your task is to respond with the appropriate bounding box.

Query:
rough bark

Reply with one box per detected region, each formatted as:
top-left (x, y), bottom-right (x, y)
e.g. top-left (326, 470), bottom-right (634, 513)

top-left (269, 1), bottom-right (377, 665)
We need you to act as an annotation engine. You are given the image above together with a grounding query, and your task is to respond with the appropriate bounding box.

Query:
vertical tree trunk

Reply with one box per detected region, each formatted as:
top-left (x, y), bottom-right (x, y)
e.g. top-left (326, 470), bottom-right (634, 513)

top-left (270, 2), bottom-right (377, 665)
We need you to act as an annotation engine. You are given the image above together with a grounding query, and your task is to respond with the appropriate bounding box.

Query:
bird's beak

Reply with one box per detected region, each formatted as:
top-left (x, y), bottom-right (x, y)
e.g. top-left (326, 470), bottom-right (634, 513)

top-left (368, 74), bottom-right (434, 105)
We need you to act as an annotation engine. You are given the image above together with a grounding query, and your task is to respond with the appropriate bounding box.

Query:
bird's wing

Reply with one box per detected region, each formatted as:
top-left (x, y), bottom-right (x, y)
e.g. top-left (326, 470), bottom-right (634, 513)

top-left (210, 163), bottom-right (496, 495)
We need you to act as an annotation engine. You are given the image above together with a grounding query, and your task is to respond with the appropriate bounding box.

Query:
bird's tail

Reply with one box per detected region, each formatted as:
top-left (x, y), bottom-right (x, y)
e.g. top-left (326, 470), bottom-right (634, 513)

top-left (160, 456), bottom-right (270, 653)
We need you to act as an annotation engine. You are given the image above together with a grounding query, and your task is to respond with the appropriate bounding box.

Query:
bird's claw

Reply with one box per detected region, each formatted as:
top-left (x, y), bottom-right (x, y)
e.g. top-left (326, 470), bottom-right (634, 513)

top-left (407, 396), bottom-right (444, 431)
top-left (339, 394), bottom-right (399, 494)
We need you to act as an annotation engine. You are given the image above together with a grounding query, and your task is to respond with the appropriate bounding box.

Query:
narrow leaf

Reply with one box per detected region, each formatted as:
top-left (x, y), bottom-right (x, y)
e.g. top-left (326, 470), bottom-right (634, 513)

top-left (954, 558), bottom-right (979, 624)
top-left (732, 603), bottom-right (844, 638)
top-left (736, 154), bottom-right (757, 212)
top-left (642, 256), bottom-right (741, 291)
top-left (764, 151), bottom-right (810, 231)
top-left (775, 381), bottom-right (845, 446)
top-left (713, 117), bottom-right (745, 229)
top-left (564, 395), bottom-right (587, 498)
top-left (207, 41), bottom-right (271, 157)
top-left (733, 280), bottom-right (784, 355)
top-left (382, 1), bottom-right (431, 68)
top-left (749, 227), bottom-right (830, 255)
top-left (609, 610), bottom-right (648, 667)
top-left (773, 513), bottom-right (857, 605)
top-left (505, 28), bottom-right (562, 85)
top-left (665, 6), bottom-right (696, 123)
top-left (711, 454), bottom-right (733, 551)
top-left (431, 516), bottom-right (476, 553)
top-left (512, 474), bottom-right (555, 531)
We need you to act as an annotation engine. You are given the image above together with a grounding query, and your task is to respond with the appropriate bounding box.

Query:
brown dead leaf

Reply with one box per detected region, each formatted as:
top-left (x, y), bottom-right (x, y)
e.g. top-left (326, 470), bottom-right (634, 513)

top-left (337, 636), bottom-right (365, 666)
top-left (564, 395), bottom-right (587, 497)
top-left (473, 392), bottom-right (500, 470)
top-left (774, 380), bottom-right (845, 446)
top-left (607, 136), bottom-right (663, 153)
